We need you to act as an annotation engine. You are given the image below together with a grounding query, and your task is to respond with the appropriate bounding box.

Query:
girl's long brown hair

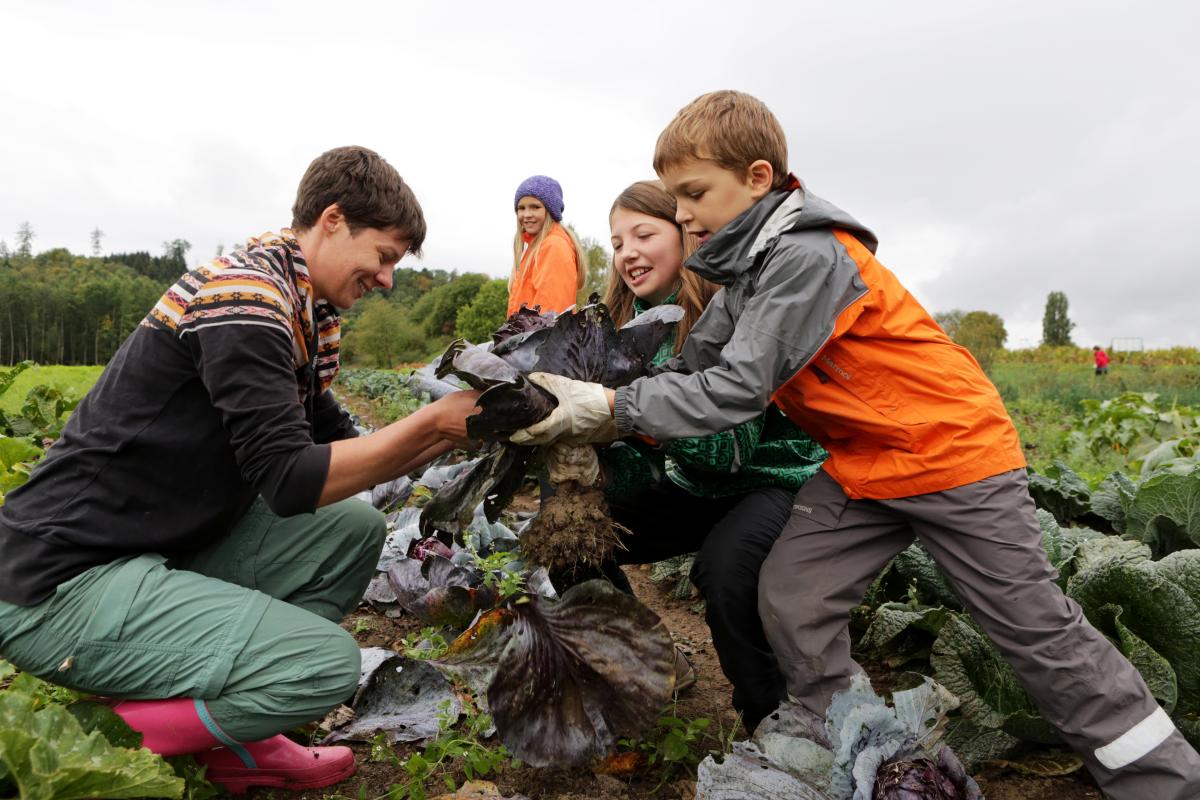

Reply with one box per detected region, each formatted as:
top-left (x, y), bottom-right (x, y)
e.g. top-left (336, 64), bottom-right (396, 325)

top-left (604, 180), bottom-right (719, 354)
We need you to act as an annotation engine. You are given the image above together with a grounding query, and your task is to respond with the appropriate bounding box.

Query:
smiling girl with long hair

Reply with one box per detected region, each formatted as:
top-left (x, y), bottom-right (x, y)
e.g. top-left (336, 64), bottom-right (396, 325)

top-left (508, 174), bottom-right (586, 316)
top-left (599, 179), bottom-right (826, 732)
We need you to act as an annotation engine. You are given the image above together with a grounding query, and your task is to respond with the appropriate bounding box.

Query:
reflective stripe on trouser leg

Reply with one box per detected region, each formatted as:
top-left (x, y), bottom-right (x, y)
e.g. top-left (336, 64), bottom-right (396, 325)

top-left (893, 469), bottom-right (1200, 798)
top-left (1094, 707), bottom-right (1176, 770)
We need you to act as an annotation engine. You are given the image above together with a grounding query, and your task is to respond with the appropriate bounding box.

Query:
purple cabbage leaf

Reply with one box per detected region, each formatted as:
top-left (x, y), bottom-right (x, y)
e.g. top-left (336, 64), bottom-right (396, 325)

top-left (491, 305), bottom-right (557, 346)
top-left (436, 579), bottom-right (674, 767)
top-left (418, 444), bottom-right (532, 543)
top-left (529, 295), bottom-right (683, 388)
top-left (324, 652), bottom-right (461, 745)
top-left (385, 554), bottom-right (497, 630)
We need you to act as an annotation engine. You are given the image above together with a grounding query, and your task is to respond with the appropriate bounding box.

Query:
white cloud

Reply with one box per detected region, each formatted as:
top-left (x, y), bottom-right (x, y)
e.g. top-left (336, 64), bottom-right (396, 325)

top-left (2, 0), bottom-right (1197, 346)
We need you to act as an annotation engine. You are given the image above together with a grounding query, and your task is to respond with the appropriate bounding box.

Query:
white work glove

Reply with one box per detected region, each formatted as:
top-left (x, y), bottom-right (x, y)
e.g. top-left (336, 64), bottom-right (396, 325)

top-left (509, 372), bottom-right (619, 445)
top-left (545, 441), bottom-right (601, 486)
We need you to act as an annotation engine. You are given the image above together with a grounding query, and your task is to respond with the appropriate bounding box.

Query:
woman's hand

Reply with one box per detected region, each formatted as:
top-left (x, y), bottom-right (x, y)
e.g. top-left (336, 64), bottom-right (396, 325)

top-left (321, 389), bottom-right (480, 507)
top-left (430, 390), bottom-right (483, 449)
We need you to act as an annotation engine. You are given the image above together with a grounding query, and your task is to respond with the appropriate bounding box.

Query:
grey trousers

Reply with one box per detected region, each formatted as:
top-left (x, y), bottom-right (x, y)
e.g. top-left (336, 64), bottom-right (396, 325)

top-left (758, 469), bottom-right (1200, 800)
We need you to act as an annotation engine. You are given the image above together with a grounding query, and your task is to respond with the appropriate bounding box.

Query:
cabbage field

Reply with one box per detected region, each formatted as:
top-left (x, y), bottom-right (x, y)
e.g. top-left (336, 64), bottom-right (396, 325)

top-left (3, 329), bottom-right (1200, 800)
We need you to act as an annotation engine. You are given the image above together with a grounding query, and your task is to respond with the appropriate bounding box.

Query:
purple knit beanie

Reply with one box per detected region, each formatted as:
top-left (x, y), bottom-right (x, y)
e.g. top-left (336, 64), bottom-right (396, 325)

top-left (514, 175), bottom-right (565, 221)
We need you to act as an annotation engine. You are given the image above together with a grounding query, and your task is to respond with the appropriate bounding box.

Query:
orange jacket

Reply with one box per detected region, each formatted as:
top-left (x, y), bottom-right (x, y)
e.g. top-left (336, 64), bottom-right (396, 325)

top-left (770, 229), bottom-right (1024, 498)
top-left (507, 223), bottom-right (579, 317)
top-left (614, 184), bottom-right (1025, 499)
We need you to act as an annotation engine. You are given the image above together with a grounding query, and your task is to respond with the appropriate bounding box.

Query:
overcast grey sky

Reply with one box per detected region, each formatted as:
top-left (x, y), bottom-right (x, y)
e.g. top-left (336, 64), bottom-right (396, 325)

top-left (2, 0), bottom-right (1197, 349)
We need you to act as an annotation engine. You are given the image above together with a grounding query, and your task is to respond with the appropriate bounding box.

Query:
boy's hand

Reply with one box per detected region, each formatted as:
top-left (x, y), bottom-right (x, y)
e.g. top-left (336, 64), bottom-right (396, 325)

top-left (432, 390), bottom-right (483, 449)
top-left (509, 373), bottom-right (617, 445)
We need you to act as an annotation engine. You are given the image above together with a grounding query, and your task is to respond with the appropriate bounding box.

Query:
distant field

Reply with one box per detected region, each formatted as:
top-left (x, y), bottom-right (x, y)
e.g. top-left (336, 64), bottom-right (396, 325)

top-left (0, 365), bottom-right (103, 412)
top-left (990, 362), bottom-right (1200, 409)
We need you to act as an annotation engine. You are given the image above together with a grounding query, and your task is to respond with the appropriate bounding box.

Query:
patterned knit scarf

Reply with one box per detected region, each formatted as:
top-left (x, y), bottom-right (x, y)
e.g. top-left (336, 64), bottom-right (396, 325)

top-left (143, 229), bottom-right (342, 397)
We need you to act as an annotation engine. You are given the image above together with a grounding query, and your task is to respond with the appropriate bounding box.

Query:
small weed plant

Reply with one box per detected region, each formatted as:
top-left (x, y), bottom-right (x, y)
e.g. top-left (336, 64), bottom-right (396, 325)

top-left (360, 701), bottom-right (519, 800)
top-left (399, 627), bottom-right (450, 660)
top-left (472, 550), bottom-right (526, 599)
top-left (620, 709), bottom-right (714, 789)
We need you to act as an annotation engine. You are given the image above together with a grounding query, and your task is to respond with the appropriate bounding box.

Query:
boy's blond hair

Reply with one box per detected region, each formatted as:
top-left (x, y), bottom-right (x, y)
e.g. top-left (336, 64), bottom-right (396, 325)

top-left (653, 90), bottom-right (789, 190)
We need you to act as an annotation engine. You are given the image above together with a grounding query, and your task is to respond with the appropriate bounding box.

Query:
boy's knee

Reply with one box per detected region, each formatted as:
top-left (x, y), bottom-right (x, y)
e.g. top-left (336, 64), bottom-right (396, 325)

top-left (757, 555), bottom-right (787, 602)
top-left (757, 563), bottom-right (811, 628)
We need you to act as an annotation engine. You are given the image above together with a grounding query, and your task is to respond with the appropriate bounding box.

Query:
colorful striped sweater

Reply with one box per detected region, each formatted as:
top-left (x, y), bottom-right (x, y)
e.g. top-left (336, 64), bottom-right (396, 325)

top-left (144, 230), bottom-right (342, 396)
top-left (0, 231), bottom-right (357, 606)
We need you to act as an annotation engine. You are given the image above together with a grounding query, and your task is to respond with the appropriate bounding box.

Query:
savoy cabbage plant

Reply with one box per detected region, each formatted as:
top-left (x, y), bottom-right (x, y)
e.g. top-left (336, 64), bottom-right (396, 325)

top-left (0, 662), bottom-right (183, 800)
top-left (860, 509), bottom-right (1200, 757)
top-left (695, 674), bottom-right (982, 800)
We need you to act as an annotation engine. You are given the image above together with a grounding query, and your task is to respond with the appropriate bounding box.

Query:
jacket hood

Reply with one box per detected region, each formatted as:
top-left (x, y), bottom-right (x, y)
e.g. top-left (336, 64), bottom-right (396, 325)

top-left (685, 176), bottom-right (878, 286)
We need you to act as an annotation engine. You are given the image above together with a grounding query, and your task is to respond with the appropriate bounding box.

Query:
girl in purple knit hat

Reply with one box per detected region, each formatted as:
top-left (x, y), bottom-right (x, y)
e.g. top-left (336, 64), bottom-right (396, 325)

top-left (508, 174), bottom-right (587, 316)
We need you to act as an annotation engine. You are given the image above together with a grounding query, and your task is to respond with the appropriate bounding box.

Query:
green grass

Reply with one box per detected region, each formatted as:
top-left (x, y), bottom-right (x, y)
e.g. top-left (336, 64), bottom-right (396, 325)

top-left (1006, 396), bottom-right (1126, 477)
top-left (0, 365), bottom-right (103, 412)
top-left (996, 364), bottom-right (1198, 478)
top-left (991, 363), bottom-right (1200, 409)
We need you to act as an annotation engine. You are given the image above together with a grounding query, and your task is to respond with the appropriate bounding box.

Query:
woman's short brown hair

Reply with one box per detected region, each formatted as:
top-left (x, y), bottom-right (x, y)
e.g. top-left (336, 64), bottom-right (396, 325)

top-left (291, 146), bottom-right (427, 255)
top-left (653, 90), bottom-right (789, 190)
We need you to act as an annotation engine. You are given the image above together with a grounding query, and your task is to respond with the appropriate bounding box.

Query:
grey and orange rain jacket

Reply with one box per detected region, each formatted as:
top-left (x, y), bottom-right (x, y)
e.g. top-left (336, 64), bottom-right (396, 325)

top-left (612, 178), bottom-right (1025, 500)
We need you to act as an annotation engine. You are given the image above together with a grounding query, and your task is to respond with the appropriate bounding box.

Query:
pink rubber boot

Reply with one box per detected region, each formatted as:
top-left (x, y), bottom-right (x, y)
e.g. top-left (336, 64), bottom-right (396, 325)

top-left (112, 698), bottom-right (355, 795)
top-left (196, 732), bottom-right (357, 795)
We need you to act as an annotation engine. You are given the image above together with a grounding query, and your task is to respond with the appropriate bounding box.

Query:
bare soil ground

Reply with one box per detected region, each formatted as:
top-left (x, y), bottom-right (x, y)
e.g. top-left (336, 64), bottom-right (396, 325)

top-left (241, 562), bottom-right (1103, 800)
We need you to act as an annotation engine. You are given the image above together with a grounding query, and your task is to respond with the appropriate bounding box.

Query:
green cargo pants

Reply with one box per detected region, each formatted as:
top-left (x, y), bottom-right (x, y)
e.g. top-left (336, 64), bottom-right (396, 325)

top-left (0, 497), bottom-right (386, 742)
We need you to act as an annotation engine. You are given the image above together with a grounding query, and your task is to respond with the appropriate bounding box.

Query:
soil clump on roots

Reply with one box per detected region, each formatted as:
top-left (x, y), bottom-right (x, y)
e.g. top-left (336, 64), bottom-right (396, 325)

top-left (520, 482), bottom-right (620, 573)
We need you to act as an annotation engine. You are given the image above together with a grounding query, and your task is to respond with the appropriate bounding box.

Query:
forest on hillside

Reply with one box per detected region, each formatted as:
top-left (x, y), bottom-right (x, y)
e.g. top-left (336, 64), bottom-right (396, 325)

top-left (0, 231), bottom-right (610, 368)
top-left (3, 229), bottom-right (1194, 375)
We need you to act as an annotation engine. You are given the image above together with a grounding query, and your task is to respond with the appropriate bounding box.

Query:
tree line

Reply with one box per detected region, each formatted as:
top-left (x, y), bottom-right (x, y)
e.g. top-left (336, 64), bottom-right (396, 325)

top-left (0, 247), bottom-right (183, 366)
top-left (0, 225), bottom-right (612, 369)
top-left (340, 229), bottom-right (610, 368)
top-left (1, 219), bottom-right (1087, 373)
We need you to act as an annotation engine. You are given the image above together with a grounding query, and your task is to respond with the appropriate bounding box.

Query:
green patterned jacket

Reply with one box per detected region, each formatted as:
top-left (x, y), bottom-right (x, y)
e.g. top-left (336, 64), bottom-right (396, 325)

top-left (602, 294), bottom-right (827, 500)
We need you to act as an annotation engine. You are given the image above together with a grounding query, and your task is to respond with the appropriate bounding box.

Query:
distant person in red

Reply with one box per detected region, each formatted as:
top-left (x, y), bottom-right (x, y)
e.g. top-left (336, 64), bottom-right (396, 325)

top-left (1093, 345), bottom-right (1110, 376)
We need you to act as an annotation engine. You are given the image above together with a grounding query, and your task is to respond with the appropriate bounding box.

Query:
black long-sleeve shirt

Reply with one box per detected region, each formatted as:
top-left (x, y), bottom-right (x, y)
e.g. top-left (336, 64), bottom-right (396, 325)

top-left (0, 233), bottom-right (356, 606)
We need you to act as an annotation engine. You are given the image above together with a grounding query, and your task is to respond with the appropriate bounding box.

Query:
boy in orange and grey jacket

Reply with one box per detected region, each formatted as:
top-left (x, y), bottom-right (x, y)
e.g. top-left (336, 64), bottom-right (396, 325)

top-left (510, 91), bottom-right (1200, 800)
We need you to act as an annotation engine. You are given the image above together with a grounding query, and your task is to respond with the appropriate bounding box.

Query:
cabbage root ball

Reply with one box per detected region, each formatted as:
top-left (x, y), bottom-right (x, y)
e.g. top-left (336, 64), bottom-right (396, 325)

top-left (521, 482), bottom-right (619, 571)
